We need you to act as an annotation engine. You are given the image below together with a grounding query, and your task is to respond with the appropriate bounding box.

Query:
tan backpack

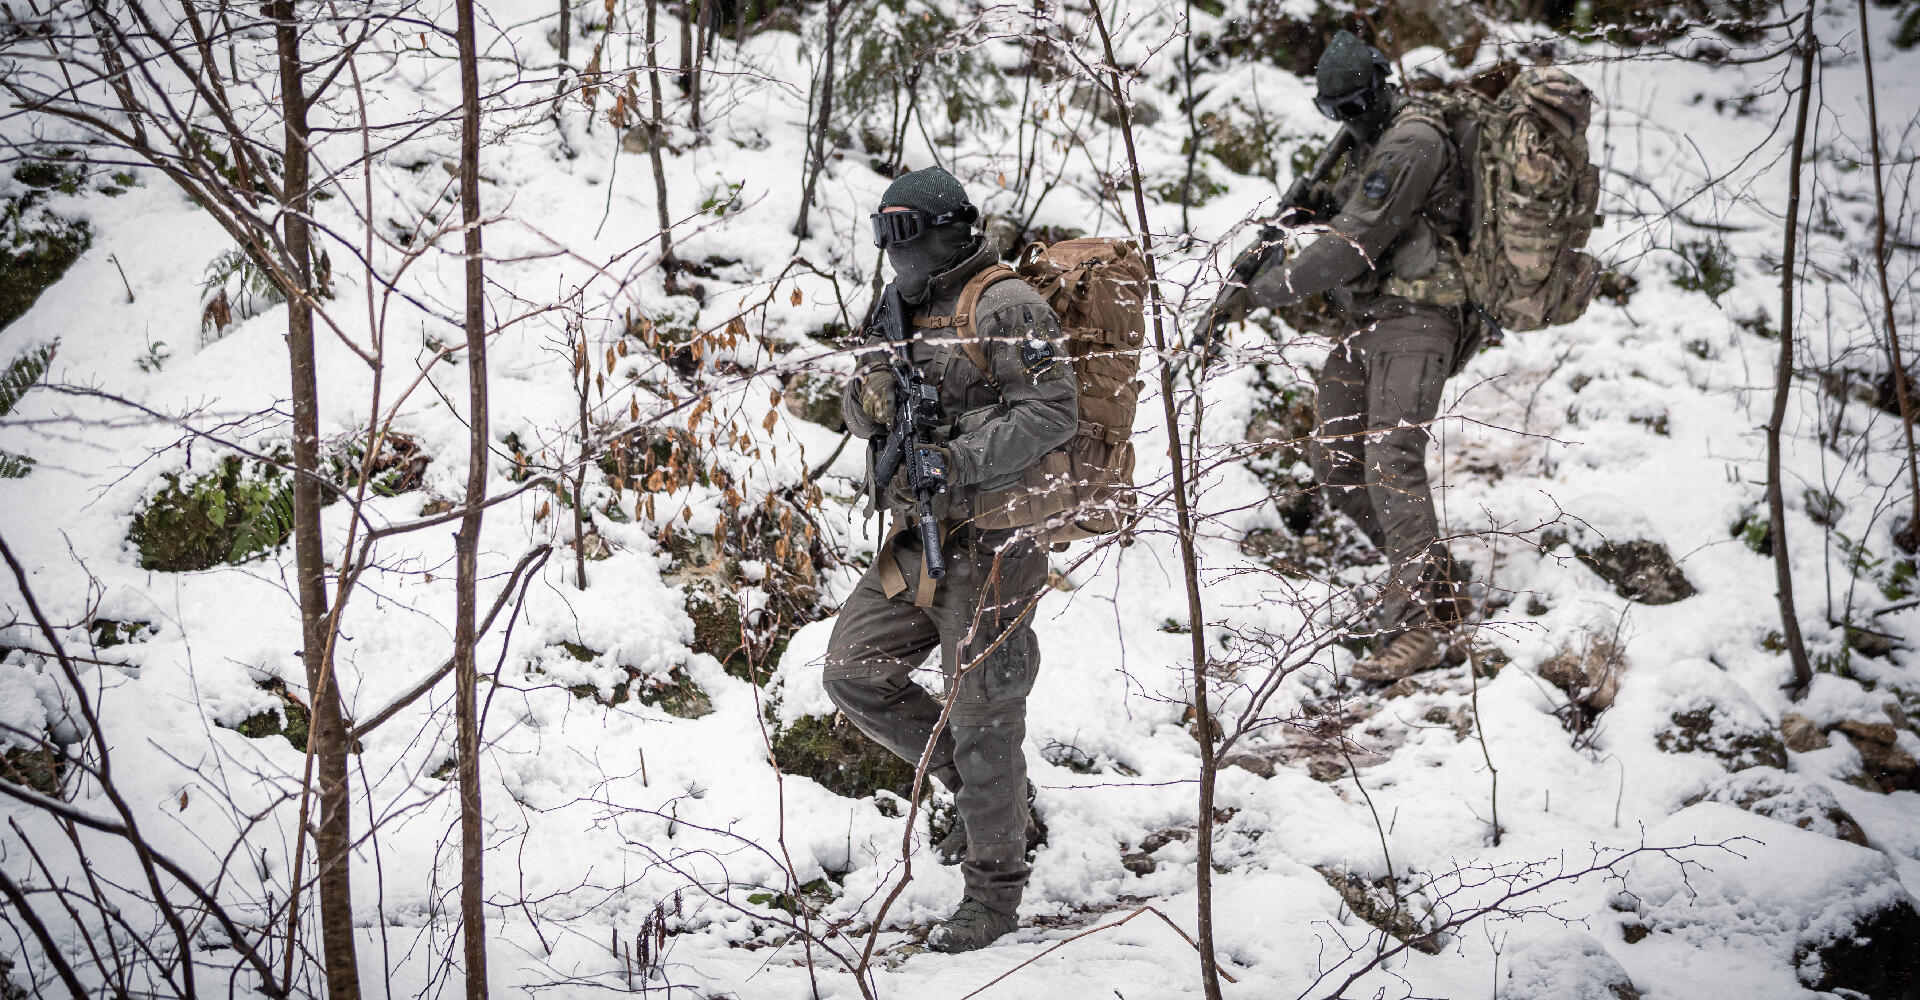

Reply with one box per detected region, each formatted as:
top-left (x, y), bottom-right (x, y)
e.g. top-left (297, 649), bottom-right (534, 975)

top-left (928, 238), bottom-right (1147, 543)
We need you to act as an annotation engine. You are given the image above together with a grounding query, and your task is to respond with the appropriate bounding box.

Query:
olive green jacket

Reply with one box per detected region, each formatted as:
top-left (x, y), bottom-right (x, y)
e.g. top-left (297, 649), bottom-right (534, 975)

top-left (842, 239), bottom-right (1077, 521)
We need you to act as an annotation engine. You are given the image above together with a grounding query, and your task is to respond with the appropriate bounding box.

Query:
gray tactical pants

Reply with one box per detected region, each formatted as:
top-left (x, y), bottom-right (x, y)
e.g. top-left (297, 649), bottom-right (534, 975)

top-left (1309, 308), bottom-right (1461, 633)
top-left (822, 525), bottom-right (1045, 916)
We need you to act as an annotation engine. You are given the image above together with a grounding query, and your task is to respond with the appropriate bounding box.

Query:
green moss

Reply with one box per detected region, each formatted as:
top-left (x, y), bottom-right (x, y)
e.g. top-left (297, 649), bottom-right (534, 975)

top-left (558, 643), bottom-right (713, 718)
top-left (1668, 238), bottom-right (1737, 303)
top-left (771, 713), bottom-right (918, 800)
top-left (89, 618), bottom-right (156, 649)
top-left (128, 456), bottom-right (296, 571)
top-left (232, 678), bottom-right (311, 751)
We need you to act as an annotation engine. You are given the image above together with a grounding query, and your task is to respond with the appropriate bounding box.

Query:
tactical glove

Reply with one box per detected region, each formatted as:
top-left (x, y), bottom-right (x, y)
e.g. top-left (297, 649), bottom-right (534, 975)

top-left (857, 366), bottom-right (896, 424)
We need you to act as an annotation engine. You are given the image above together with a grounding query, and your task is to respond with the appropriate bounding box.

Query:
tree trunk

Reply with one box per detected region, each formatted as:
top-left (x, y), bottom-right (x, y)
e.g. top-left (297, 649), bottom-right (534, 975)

top-left (1087, 5), bottom-right (1223, 997)
top-left (453, 0), bottom-right (492, 993)
top-left (689, 0), bottom-right (711, 130)
top-left (646, 0), bottom-right (675, 265)
top-left (559, 0), bottom-right (571, 64)
top-left (1858, 0), bottom-right (1920, 551)
top-left (273, 1), bottom-right (360, 994)
top-left (1769, 6), bottom-right (1816, 699)
top-left (792, 0), bottom-right (839, 238)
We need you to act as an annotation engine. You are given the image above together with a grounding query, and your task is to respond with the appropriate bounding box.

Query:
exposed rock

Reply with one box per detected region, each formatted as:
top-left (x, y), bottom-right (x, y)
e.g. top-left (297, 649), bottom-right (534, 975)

top-left (771, 713), bottom-right (917, 801)
top-left (1623, 803), bottom-right (1918, 1000)
top-left (1696, 769), bottom-right (1868, 846)
top-left (1120, 851), bottom-right (1156, 876)
top-left (1779, 712), bottom-right (1827, 753)
top-left (1801, 897), bottom-right (1920, 1000)
top-left (1844, 730), bottom-right (1918, 793)
top-left (1307, 759), bottom-right (1346, 782)
top-left (780, 369), bottom-right (846, 432)
top-left (1, 743), bottom-right (64, 796)
top-left (1501, 929), bottom-right (1640, 1000)
top-left (1316, 867), bottom-right (1443, 954)
top-left (1138, 827), bottom-right (1192, 855)
top-left (1655, 707), bottom-right (1787, 772)
top-left (1221, 746), bottom-right (1286, 778)
top-left (1573, 539), bottom-right (1694, 604)
top-left (1543, 499), bottom-right (1694, 604)
top-left (1537, 636), bottom-right (1625, 734)
top-left (1837, 719), bottom-right (1899, 745)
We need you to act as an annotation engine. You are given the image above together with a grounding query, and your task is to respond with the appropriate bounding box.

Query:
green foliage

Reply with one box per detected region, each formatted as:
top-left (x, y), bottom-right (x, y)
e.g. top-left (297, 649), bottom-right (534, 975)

top-left (1, 341), bottom-right (57, 479)
top-left (137, 340), bottom-right (171, 373)
top-left (89, 618), bottom-right (156, 648)
top-left (11, 155), bottom-right (86, 195)
top-left (1730, 502), bottom-right (1771, 556)
top-left (128, 456), bottom-right (297, 571)
top-left (1668, 238), bottom-right (1737, 302)
top-left (1197, 101), bottom-right (1289, 182)
top-left (1, 181), bottom-right (92, 331)
top-left (699, 175), bottom-right (745, 216)
top-left (1153, 169), bottom-right (1229, 207)
top-left (771, 713), bottom-right (918, 800)
top-left (1899, 0), bottom-right (1920, 49)
top-left (232, 678), bottom-right (311, 750)
top-left (200, 248), bottom-right (287, 342)
top-left (1, 341), bottom-right (55, 418)
top-left (833, 0), bottom-right (1008, 151)
top-left (746, 877), bottom-right (837, 917)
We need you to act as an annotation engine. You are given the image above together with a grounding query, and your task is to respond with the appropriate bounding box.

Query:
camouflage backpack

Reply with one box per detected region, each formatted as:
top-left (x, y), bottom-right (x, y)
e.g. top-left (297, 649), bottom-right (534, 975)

top-left (929, 238), bottom-right (1147, 543)
top-left (1403, 67), bottom-right (1602, 332)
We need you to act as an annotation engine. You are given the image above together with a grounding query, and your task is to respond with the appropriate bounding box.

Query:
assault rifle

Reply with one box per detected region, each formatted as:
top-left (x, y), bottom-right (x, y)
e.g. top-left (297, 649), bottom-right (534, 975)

top-left (867, 285), bottom-right (951, 580)
top-left (1192, 125), bottom-right (1360, 353)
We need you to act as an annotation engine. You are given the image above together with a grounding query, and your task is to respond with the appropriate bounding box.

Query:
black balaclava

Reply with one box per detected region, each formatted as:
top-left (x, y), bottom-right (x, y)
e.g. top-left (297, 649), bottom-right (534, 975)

top-left (1316, 30), bottom-right (1396, 141)
top-left (880, 166), bottom-right (979, 303)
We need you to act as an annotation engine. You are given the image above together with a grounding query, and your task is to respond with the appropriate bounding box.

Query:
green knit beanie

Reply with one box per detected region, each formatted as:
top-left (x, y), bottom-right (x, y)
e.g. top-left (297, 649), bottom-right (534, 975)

top-left (880, 166), bottom-right (974, 223)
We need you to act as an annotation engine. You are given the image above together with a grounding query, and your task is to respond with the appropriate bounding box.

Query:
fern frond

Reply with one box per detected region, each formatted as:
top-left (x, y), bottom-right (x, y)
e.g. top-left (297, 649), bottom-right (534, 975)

top-left (0, 341), bottom-right (57, 418)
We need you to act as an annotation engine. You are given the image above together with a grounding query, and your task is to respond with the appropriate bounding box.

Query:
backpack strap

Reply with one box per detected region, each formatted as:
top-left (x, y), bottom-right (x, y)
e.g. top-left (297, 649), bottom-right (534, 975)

top-left (910, 264), bottom-right (1020, 388)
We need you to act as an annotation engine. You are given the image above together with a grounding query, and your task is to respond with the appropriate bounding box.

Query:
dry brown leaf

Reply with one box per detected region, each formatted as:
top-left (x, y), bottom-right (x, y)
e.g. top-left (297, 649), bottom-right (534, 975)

top-left (535, 500), bottom-right (551, 523)
top-left (790, 287), bottom-right (803, 306)
top-left (762, 409), bottom-right (778, 433)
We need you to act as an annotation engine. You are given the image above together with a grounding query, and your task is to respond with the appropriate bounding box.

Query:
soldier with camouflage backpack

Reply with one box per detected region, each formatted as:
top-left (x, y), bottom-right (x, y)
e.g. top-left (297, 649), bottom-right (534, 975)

top-left (1202, 31), bottom-right (1601, 681)
top-left (823, 166), bottom-right (1146, 952)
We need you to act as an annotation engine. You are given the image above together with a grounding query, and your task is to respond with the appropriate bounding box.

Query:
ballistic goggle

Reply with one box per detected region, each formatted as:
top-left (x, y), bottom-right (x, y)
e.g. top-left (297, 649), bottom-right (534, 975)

top-left (870, 204), bottom-right (980, 247)
top-left (1313, 80), bottom-right (1382, 122)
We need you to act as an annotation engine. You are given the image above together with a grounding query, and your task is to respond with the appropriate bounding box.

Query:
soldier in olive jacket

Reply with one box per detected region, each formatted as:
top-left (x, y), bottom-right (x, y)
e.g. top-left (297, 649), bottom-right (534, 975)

top-left (1210, 31), bottom-right (1471, 681)
top-left (824, 167), bottom-right (1074, 953)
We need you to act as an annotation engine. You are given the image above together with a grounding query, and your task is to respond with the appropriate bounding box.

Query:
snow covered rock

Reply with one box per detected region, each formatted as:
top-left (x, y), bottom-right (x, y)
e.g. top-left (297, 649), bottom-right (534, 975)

top-left (1617, 802), bottom-right (1920, 997)
top-left (1694, 768), bottom-right (1867, 846)
top-left (1499, 928), bottom-right (1640, 1000)
top-left (1614, 658), bottom-right (1785, 773)
top-left (1543, 495), bottom-right (1695, 605)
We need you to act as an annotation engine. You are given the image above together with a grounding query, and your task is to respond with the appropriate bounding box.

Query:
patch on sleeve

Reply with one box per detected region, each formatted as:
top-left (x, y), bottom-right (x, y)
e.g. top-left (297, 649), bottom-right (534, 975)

top-left (1362, 169), bottom-right (1391, 201)
top-left (1020, 334), bottom-right (1058, 375)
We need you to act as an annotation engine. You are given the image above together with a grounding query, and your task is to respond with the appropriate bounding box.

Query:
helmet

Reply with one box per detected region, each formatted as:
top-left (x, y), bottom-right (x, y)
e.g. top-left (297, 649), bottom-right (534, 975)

top-left (1314, 30), bottom-right (1393, 123)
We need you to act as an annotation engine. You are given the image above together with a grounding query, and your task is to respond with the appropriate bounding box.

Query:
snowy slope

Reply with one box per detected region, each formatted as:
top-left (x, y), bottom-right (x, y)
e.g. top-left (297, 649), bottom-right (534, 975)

top-left (3, 0), bottom-right (1918, 997)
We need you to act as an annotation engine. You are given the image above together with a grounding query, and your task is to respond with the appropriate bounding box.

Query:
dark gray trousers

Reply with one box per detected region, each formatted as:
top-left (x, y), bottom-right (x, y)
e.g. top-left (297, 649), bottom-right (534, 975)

top-left (822, 526), bottom-right (1045, 915)
top-left (1309, 309), bottom-right (1460, 632)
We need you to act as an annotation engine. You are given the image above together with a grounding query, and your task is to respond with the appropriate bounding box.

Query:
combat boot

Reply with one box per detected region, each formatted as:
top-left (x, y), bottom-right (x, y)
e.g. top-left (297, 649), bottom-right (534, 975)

top-left (926, 897), bottom-right (1019, 953)
top-left (935, 781), bottom-right (1043, 866)
top-left (1351, 628), bottom-right (1443, 682)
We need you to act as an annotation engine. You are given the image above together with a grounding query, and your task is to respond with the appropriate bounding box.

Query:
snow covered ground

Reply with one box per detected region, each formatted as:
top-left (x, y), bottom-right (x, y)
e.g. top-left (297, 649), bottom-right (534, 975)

top-left (2, 0), bottom-right (1918, 996)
